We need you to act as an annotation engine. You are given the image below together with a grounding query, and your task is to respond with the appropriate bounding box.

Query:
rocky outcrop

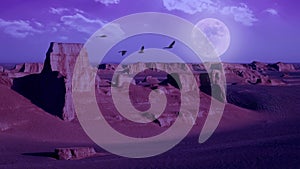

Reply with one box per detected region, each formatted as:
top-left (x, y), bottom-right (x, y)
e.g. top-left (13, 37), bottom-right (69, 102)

top-left (12, 42), bottom-right (84, 121)
top-left (0, 73), bottom-right (12, 87)
top-left (120, 62), bottom-right (189, 75)
top-left (268, 62), bottom-right (296, 72)
top-left (43, 42), bottom-right (84, 121)
top-left (4, 63), bottom-right (42, 73)
top-left (23, 63), bottom-right (44, 73)
top-left (247, 61), bottom-right (268, 72)
top-left (2, 63), bottom-right (43, 79)
top-left (4, 64), bottom-right (24, 73)
top-left (223, 63), bottom-right (271, 85)
top-left (246, 61), bottom-right (296, 73)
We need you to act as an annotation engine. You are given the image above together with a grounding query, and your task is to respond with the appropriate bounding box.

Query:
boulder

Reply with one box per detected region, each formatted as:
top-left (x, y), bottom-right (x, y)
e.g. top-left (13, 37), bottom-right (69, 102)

top-left (155, 116), bottom-right (174, 127)
top-left (55, 147), bottom-right (97, 160)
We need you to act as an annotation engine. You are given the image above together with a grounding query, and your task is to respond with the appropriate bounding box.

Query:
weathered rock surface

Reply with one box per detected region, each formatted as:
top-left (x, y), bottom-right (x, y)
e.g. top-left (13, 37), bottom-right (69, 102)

top-left (269, 62), bottom-right (296, 72)
top-left (223, 63), bottom-right (271, 85)
top-left (0, 73), bottom-right (12, 87)
top-left (24, 63), bottom-right (44, 73)
top-left (4, 63), bottom-right (43, 74)
top-left (12, 42), bottom-right (84, 121)
top-left (55, 147), bottom-right (97, 160)
top-left (2, 63), bottom-right (43, 79)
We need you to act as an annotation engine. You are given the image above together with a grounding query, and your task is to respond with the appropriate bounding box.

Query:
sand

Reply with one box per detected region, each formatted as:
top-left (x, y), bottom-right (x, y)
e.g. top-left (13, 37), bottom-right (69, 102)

top-left (1, 82), bottom-right (300, 168)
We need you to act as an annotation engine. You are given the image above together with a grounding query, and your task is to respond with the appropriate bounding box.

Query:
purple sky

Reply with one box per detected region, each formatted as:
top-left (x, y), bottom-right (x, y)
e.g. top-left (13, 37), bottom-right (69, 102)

top-left (0, 0), bottom-right (299, 63)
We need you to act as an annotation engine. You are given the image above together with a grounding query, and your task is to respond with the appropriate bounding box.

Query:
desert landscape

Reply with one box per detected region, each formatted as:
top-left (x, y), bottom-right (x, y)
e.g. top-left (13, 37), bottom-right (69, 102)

top-left (0, 42), bottom-right (299, 169)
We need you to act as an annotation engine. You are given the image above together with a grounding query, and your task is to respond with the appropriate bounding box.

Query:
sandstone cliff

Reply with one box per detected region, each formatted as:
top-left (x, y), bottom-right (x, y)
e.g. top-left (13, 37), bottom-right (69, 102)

top-left (13, 42), bottom-right (84, 121)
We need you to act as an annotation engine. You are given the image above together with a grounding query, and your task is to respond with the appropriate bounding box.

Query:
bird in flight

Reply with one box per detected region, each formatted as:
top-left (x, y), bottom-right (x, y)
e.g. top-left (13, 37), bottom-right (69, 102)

top-left (96, 35), bottom-right (107, 38)
top-left (139, 46), bottom-right (145, 53)
top-left (164, 40), bottom-right (175, 49)
top-left (118, 50), bottom-right (127, 56)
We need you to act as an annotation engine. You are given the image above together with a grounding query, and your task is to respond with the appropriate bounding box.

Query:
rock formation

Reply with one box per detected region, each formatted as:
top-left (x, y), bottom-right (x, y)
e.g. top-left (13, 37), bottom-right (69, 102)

top-left (4, 63), bottom-right (43, 79)
top-left (13, 42), bottom-right (84, 121)
top-left (268, 62), bottom-right (296, 72)
top-left (8, 41), bottom-right (298, 122)
top-left (0, 73), bottom-right (12, 87)
top-left (55, 147), bottom-right (97, 160)
top-left (23, 63), bottom-right (44, 73)
top-left (223, 63), bottom-right (272, 85)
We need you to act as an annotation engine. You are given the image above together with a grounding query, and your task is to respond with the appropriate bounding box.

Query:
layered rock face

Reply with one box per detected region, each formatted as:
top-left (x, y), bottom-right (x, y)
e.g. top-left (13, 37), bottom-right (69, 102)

top-left (43, 42), bottom-right (84, 121)
top-left (12, 42), bottom-right (84, 121)
top-left (4, 63), bottom-right (43, 73)
top-left (0, 63), bottom-right (44, 87)
top-left (269, 62), bottom-right (296, 72)
top-left (223, 63), bottom-right (272, 85)
top-left (2, 63), bottom-right (43, 79)
top-left (24, 63), bottom-right (44, 73)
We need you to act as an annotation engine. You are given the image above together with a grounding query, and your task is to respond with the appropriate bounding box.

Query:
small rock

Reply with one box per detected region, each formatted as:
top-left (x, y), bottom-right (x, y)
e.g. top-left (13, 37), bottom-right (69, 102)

top-left (155, 116), bottom-right (175, 127)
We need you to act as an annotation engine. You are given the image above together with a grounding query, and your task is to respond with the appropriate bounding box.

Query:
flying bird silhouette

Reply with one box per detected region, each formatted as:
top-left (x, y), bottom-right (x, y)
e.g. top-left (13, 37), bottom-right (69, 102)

top-left (96, 35), bottom-right (107, 38)
top-left (139, 46), bottom-right (145, 53)
top-left (164, 40), bottom-right (176, 49)
top-left (118, 50), bottom-right (127, 56)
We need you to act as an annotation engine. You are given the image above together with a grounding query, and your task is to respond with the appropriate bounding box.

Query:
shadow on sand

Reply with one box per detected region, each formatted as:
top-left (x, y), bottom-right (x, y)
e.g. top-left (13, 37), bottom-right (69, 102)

top-left (22, 152), bottom-right (57, 159)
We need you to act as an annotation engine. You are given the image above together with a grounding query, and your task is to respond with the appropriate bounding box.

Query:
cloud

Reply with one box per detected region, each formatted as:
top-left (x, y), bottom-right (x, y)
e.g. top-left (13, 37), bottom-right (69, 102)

top-left (221, 3), bottom-right (258, 26)
top-left (48, 7), bottom-right (105, 35)
top-left (74, 8), bottom-right (85, 14)
top-left (163, 0), bottom-right (219, 14)
top-left (49, 7), bottom-right (70, 15)
top-left (162, 0), bottom-right (257, 26)
top-left (0, 18), bottom-right (42, 38)
top-left (59, 36), bottom-right (69, 40)
top-left (34, 21), bottom-right (43, 27)
top-left (94, 0), bottom-right (120, 6)
top-left (264, 8), bottom-right (278, 15)
top-left (60, 13), bottom-right (105, 34)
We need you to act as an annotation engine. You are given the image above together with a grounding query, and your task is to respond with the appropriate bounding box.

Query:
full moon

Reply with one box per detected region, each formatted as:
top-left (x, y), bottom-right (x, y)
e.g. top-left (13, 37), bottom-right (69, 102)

top-left (193, 18), bottom-right (230, 56)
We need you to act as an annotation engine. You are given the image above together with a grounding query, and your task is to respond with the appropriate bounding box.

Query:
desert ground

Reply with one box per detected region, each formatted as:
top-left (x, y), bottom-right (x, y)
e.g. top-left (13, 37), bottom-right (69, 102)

top-left (1, 84), bottom-right (300, 169)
